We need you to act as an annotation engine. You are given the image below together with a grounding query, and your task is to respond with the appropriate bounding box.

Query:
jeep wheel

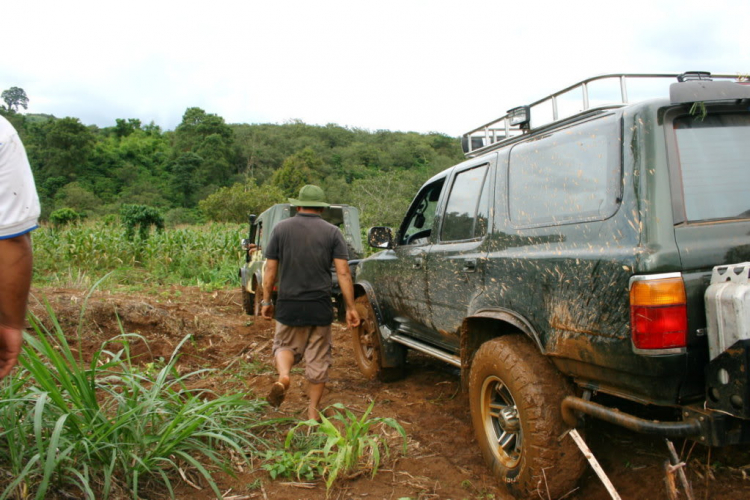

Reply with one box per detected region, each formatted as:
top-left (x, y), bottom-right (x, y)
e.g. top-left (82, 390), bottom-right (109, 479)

top-left (351, 295), bottom-right (405, 382)
top-left (241, 287), bottom-right (253, 315)
top-left (253, 284), bottom-right (263, 317)
top-left (469, 335), bottom-right (584, 499)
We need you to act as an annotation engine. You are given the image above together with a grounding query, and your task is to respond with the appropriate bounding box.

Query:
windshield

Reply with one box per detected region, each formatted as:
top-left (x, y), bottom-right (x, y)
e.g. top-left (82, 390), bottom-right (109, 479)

top-left (674, 113), bottom-right (750, 221)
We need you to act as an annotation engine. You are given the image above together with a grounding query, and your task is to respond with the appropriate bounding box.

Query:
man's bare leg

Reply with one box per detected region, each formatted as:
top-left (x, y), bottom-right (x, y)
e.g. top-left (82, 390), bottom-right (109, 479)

top-left (268, 349), bottom-right (293, 407)
top-left (308, 382), bottom-right (325, 421)
top-left (275, 349), bottom-right (293, 388)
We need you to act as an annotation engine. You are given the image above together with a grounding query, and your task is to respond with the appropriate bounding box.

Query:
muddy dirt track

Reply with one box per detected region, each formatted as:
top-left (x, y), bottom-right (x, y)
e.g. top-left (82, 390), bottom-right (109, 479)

top-left (28, 286), bottom-right (750, 500)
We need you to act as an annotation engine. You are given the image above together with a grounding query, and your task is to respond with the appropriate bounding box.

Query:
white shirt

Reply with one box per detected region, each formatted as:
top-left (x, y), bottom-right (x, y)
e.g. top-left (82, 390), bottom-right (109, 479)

top-left (0, 115), bottom-right (40, 239)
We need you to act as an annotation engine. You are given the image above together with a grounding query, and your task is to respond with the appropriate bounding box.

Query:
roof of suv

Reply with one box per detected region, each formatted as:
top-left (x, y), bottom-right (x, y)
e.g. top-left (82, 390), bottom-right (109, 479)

top-left (462, 72), bottom-right (749, 158)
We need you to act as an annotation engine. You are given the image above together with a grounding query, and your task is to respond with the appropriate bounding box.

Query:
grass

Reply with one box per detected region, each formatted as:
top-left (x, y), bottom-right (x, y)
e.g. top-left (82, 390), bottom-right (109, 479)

top-left (0, 297), bottom-right (270, 499)
top-left (32, 221), bottom-right (245, 290)
top-left (263, 400), bottom-right (407, 492)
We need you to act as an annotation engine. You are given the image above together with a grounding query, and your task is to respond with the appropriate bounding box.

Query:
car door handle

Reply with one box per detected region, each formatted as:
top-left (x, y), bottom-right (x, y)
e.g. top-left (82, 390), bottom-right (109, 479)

top-left (413, 257), bottom-right (423, 269)
top-left (463, 259), bottom-right (477, 272)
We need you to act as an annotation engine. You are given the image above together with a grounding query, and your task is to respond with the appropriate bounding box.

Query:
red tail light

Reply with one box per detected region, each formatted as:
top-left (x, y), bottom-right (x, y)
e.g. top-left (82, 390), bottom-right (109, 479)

top-left (630, 276), bottom-right (687, 350)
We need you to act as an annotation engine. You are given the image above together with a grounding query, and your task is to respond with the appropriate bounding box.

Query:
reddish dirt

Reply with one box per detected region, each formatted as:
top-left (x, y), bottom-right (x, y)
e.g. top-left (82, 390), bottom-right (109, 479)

top-left (28, 286), bottom-right (750, 500)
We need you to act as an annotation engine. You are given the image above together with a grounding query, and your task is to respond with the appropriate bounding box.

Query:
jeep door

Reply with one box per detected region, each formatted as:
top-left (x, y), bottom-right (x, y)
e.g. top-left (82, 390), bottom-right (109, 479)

top-left (424, 158), bottom-right (495, 351)
top-left (379, 176), bottom-right (446, 333)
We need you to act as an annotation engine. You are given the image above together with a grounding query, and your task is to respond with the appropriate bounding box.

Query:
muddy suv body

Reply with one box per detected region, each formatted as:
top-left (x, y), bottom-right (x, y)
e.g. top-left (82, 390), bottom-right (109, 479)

top-left (352, 72), bottom-right (750, 497)
top-left (239, 203), bottom-right (363, 316)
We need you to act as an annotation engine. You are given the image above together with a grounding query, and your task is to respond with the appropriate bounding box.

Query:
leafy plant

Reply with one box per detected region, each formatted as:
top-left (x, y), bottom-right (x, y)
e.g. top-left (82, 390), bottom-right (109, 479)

top-left (49, 207), bottom-right (85, 228)
top-left (263, 400), bottom-right (407, 491)
top-left (0, 298), bottom-right (269, 499)
top-left (120, 204), bottom-right (165, 240)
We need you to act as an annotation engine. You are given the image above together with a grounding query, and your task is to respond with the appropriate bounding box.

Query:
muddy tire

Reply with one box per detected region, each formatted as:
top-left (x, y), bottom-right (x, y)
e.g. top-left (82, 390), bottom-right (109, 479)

top-left (253, 282), bottom-right (263, 317)
top-left (351, 295), bottom-right (405, 382)
top-left (469, 335), bottom-right (584, 499)
top-left (241, 287), bottom-right (254, 315)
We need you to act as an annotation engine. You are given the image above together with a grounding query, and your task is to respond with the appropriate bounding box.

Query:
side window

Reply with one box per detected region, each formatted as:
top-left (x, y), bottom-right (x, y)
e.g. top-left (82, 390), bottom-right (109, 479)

top-left (440, 164), bottom-right (489, 242)
top-left (398, 179), bottom-right (446, 245)
top-left (508, 115), bottom-right (620, 227)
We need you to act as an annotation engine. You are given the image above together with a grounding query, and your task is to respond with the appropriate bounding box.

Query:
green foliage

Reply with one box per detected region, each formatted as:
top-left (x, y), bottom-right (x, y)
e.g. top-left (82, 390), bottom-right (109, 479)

top-left (53, 182), bottom-right (102, 214)
top-left (199, 178), bottom-right (285, 223)
top-left (1, 86), bottom-right (29, 112)
top-left (49, 208), bottom-right (84, 228)
top-left (120, 204), bottom-right (164, 240)
top-left (0, 299), bottom-right (267, 499)
top-left (14, 105), bottom-right (464, 229)
top-left (263, 401), bottom-right (407, 490)
top-left (32, 221), bottom-right (244, 289)
top-left (271, 147), bottom-right (324, 197)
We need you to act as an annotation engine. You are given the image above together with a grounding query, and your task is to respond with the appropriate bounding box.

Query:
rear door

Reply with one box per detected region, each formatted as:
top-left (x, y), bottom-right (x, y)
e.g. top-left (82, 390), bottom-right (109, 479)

top-left (424, 157), bottom-right (495, 351)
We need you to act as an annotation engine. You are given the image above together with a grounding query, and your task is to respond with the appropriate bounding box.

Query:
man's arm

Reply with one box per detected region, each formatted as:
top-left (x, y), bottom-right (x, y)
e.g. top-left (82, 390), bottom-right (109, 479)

top-left (0, 234), bottom-right (33, 379)
top-left (261, 258), bottom-right (278, 320)
top-left (334, 258), bottom-right (360, 329)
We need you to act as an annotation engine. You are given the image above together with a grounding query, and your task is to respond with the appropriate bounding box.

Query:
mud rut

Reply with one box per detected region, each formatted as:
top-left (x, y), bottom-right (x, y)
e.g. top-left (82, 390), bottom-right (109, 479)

top-left (26, 286), bottom-right (750, 500)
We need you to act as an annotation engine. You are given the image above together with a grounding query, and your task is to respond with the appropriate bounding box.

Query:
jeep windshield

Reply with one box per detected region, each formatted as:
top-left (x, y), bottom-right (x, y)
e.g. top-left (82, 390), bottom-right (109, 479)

top-left (674, 112), bottom-right (750, 222)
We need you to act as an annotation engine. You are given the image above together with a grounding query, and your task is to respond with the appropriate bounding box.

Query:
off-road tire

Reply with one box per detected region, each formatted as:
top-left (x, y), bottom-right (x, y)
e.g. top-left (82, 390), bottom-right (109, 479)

top-left (241, 287), bottom-right (254, 315)
top-left (469, 335), bottom-right (584, 499)
top-left (253, 282), bottom-right (263, 317)
top-left (351, 295), bottom-right (405, 382)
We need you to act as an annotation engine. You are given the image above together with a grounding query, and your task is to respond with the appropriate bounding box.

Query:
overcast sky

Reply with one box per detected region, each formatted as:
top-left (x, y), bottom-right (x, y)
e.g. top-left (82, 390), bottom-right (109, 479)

top-left (2, 0), bottom-right (748, 136)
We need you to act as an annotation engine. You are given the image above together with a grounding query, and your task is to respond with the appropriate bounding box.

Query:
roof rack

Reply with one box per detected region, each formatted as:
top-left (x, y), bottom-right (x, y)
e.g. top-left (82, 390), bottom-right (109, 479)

top-left (461, 72), bottom-right (744, 157)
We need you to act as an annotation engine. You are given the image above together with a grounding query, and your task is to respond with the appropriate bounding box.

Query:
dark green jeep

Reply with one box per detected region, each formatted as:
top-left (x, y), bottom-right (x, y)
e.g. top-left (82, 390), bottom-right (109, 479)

top-left (352, 72), bottom-right (750, 498)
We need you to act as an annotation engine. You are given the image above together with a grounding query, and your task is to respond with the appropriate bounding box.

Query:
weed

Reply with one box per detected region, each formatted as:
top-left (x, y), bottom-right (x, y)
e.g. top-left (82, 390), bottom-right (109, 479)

top-left (0, 299), bottom-right (269, 499)
top-left (262, 400), bottom-right (407, 492)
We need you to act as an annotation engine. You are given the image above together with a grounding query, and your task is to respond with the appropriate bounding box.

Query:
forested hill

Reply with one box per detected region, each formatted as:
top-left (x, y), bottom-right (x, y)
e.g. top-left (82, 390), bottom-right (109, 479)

top-left (1, 107), bottom-right (465, 228)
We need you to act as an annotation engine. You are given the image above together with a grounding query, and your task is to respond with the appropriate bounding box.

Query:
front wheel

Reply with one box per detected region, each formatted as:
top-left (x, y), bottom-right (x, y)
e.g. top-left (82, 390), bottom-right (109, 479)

top-left (469, 335), bottom-right (584, 498)
top-left (241, 287), bottom-right (253, 315)
top-left (253, 283), bottom-right (263, 317)
top-left (351, 295), bottom-right (405, 382)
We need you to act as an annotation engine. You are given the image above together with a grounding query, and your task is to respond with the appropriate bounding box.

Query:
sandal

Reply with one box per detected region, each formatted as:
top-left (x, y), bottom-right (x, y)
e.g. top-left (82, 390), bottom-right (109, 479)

top-left (267, 381), bottom-right (287, 408)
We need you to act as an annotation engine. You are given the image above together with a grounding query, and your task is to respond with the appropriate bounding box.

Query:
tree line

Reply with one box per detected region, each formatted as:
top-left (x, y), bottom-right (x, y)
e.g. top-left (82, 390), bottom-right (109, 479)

top-left (1, 88), bottom-right (465, 229)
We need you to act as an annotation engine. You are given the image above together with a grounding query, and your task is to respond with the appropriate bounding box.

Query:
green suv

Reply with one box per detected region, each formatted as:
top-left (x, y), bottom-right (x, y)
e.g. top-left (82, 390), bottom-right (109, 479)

top-left (352, 72), bottom-right (750, 498)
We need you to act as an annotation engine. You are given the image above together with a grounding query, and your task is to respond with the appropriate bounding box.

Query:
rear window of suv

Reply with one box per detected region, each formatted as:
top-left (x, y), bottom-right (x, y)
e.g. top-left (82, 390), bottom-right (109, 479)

top-left (507, 115), bottom-right (620, 227)
top-left (674, 113), bottom-right (750, 221)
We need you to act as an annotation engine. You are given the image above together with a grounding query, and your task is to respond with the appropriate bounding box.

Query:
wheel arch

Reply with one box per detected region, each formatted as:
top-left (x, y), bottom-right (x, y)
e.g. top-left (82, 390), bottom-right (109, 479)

top-left (460, 310), bottom-right (544, 390)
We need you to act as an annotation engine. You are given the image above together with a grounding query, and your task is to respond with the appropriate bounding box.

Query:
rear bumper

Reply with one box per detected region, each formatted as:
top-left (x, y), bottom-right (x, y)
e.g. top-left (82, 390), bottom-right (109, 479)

top-left (562, 395), bottom-right (750, 446)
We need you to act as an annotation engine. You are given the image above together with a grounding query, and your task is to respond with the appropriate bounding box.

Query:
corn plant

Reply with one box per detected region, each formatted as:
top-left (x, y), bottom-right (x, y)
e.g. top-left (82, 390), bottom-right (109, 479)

top-left (0, 300), bottom-right (269, 499)
top-left (263, 400), bottom-right (407, 491)
top-left (32, 221), bottom-right (245, 289)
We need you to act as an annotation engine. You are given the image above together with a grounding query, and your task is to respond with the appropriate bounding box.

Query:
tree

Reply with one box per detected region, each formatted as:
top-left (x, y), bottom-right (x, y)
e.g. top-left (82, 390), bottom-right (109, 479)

top-left (1, 87), bottom-right (29, 112)
top-left (271, 147), bottom-right (325, 197)
top-left (198, 179), bottom-right (285, 223)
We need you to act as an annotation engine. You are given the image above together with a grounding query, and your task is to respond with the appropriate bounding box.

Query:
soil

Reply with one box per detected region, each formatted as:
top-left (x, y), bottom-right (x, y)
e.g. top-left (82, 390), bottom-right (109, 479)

top-left (27, 285), bottom-right (750, 500)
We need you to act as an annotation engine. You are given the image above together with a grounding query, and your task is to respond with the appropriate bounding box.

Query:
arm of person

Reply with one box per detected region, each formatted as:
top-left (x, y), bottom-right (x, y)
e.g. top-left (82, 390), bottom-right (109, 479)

top-left (333, 258), bottom-right (360, 329)
top-left (0, 233), bottom-right (33, 379)
top-left (261, 258), bottom-right (278, 320)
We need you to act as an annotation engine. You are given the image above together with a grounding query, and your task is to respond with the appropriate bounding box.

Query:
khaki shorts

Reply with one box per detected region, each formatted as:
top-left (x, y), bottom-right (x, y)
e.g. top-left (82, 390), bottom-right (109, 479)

top-left (272, 322), bottom-right (332, 384)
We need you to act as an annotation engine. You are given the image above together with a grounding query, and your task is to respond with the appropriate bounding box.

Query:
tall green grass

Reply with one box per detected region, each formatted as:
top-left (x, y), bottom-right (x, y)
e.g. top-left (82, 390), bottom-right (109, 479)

top-left (0, 300), bottom-right (269, 499)
top-left (32, 221), bottom-right (246, 289)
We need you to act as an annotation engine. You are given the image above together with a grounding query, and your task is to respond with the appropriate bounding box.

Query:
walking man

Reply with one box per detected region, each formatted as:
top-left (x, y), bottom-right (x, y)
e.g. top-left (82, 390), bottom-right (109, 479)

top-left (261, 185), bottom-right (360, 421)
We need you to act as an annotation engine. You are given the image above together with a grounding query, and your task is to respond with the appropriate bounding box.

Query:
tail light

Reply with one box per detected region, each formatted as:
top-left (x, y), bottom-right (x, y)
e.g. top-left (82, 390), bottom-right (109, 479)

top-left (630, 275), bottom-right (687, 351)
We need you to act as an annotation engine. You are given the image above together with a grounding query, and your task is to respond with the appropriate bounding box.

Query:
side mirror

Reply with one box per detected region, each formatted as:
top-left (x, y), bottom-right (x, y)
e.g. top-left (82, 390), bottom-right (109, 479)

top-left (367, 227), bottom-right (394, 249)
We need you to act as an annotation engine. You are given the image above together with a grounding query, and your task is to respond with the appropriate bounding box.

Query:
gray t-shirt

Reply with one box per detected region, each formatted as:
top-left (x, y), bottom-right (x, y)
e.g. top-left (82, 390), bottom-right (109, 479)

top-left (266, 213), bottom-right (349, 326)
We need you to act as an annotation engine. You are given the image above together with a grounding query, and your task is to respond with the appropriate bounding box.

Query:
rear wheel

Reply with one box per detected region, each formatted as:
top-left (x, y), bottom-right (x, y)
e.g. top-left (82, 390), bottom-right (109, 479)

top-left (351, 295), bottom-right (405, 382)
top-left (469, 335), bottom-right (584, 498)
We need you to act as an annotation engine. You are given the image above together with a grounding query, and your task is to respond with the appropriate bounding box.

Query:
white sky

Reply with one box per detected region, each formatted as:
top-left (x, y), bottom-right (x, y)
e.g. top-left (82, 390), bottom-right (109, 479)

top-left (2, 0), bottom-right (748, 136)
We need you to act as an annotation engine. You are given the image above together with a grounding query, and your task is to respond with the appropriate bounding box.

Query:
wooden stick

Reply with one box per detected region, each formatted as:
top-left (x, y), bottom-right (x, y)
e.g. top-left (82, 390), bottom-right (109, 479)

top-left (568, 429), bottom-right (622, 500)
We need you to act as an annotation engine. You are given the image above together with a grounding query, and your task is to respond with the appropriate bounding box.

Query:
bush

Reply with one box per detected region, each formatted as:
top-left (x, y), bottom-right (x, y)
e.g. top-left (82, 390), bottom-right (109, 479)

top-left (49, 207), bottom-right (85, 228)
